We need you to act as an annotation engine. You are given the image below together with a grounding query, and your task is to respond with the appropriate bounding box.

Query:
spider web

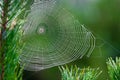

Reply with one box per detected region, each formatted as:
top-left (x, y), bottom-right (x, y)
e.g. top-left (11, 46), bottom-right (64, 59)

top-left (20, 0), bottom-right (95, 71)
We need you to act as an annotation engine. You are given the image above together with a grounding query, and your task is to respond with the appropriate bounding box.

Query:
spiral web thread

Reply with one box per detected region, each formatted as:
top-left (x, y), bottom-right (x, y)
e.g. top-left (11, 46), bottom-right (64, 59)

top-left (20, 0), bottom-right (96, 71)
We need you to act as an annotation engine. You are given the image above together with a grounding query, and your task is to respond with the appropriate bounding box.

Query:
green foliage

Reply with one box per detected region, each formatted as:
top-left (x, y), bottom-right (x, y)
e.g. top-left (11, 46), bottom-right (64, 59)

top-left (4, 22), bottom-right (24, 80)
top-left (59, 65), bottom-right (102, 80)
top-left (0, 0), bottom-right (28, 80)
top-left (106, 57), bottom-right (120, 80)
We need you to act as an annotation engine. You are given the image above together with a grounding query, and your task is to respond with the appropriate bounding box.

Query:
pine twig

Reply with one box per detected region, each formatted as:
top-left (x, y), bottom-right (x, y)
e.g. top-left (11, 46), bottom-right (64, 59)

top-left (0, 0), bottom-right (10, 80)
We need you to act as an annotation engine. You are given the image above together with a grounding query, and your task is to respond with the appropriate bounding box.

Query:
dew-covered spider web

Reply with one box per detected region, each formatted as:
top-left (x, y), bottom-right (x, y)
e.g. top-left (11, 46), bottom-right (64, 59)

top-left (20, 0), bottom-right (95, 71)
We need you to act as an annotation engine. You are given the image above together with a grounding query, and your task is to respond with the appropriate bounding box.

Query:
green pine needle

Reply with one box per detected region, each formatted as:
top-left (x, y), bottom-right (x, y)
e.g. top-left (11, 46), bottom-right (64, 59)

top-left (59, 65), bottom-right (102, 80)
top-left (106, 57), bottom-right (120, 80)
top-left (0, 0), bottom-right (28, 80)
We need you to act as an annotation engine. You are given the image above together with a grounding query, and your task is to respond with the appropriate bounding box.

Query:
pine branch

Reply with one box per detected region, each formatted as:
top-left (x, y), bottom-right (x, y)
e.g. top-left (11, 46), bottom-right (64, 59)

top-left (0, 0), bottom-right (11, 79)
top-left (0, 0), bottom-right (28, 80)
top-left (106, 57), bottom-right (120, 80)
top-left (59, 65), bottom-right (102, 80)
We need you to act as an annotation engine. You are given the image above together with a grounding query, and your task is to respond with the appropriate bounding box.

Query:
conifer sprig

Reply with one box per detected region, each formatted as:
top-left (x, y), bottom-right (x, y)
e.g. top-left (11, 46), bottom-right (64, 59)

top-left (59, 65), bottom-right (102, 80)
top-left (0, 0), bottom-right (28, 80)
top-left (106, 57), bottom-right (120, 80)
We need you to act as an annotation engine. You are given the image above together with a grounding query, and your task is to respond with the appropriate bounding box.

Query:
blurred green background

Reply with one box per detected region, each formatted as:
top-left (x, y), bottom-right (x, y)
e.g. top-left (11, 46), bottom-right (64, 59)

top-left (23, 0), bottom-right (120, 80)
